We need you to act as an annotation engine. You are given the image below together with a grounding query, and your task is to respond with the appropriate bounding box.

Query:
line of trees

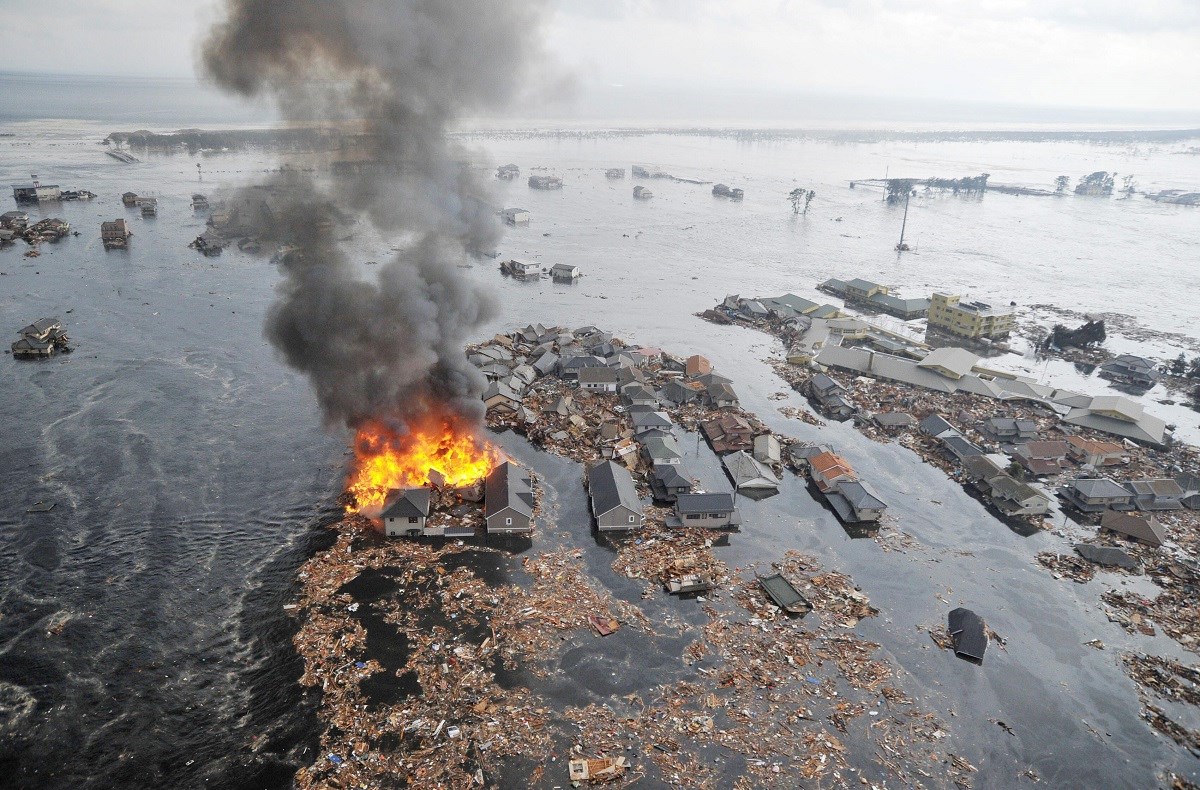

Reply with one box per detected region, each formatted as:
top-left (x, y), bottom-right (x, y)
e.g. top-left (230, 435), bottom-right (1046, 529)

top-left (788, 188), bottom-right (816, 214)
top-left (1164, 353), bottom-right (1200, 379)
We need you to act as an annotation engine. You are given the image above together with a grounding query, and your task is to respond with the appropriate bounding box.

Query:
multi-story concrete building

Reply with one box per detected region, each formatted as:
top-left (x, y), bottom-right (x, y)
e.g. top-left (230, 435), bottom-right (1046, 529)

top-left (927, 292), bottom-right (1016, 340)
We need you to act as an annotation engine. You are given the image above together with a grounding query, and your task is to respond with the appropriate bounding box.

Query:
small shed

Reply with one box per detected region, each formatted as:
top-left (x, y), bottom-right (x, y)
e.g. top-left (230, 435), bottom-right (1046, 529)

top-left (753, 434), bottom-right (781, 465)
top-left (502, 207), bottom-right (531, 225)
top-left (550, 263), bottom-right (581, 281)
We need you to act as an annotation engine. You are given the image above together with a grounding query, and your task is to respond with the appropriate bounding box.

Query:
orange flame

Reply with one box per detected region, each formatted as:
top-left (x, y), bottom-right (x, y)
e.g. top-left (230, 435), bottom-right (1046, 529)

top-left (345, 413), bottom-right (499, 515)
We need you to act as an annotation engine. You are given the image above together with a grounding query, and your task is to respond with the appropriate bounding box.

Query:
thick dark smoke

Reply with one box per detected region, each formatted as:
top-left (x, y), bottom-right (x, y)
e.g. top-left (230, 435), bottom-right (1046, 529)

top-left (201, 0), bottom-right (553, 430)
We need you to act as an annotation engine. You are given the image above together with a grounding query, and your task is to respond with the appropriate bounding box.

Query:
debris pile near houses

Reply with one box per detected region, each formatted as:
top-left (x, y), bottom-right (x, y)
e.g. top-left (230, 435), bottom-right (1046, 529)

top-left (495, 163), bottom-right (520, 180)
top-left (632, 185), bottom-right (652, 200)
top-left (11, 317), bottom-right (70, 359)
top-left (711, 183), bottom-right (744, 199)
top-left (284, 314), bottom-right (989, 787)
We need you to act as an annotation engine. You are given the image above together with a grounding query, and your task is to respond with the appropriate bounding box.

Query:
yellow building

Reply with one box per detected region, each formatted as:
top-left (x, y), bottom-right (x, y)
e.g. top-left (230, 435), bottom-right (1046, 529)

top-left (928, 293), bottom-right (1016, 340)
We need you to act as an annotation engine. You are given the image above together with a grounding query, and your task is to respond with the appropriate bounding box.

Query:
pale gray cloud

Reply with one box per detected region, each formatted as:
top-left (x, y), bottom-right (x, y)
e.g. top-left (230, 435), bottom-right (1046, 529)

top-left (1, 0), bottom-right (1196, 112)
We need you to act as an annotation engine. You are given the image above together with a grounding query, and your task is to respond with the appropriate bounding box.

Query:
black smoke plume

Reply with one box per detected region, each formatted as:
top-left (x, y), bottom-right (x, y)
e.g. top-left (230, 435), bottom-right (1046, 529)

top-left (201, 0), bottom-right (552, 430)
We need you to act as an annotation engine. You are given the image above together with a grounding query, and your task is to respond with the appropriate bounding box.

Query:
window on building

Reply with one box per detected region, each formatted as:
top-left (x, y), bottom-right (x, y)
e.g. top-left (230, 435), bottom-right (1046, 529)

top-left (505, 517), bottom-right (513, 525)
top-left (708, 513), bottom-right (722, 518)
top-left (408, 517), bottom-right (419, 524)
top-left (686, 513), bottom-right (701, 520)
top-left (628, 514), bottom-right (636, 523)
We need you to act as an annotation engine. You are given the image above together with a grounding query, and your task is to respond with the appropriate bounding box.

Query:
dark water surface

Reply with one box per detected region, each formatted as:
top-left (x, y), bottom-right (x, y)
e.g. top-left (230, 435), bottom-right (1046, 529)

top-left (1, 111), bottom-right (1198, 787)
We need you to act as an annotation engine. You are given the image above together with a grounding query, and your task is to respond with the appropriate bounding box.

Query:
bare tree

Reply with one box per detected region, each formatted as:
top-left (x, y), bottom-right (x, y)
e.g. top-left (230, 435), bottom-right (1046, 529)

top-left (789, 187), bottom-right (816, 215)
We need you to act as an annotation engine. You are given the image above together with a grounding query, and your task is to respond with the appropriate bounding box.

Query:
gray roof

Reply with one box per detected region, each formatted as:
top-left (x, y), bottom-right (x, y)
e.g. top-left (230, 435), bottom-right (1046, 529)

top-left (917, 347), bottom-right (979, 379)
top-left (1124, 478), bottom-right (1185, 499)
top-left (19, 317), bottom-right (61, 337)
top-left (845, 277), bottom-right (881, 291)
top-left (810, 373), bottom-right (843, 395)
top-left (988, 475), bottom-right (1049, 504)
top-left (642, 435), bottom-right (682, 461)
top-left (919, 414), bottom-right (957, 436)
top-left (963, 455), bottom-right (1006, 480)
top-left (941, 435), bottom-right (985, 458)
top-left (948, 608), bottom-right (987, 661)
top-left (1071, 477), bottom-right (1132, 499)
top-left (381, 488), bottom-right (431, 520)
top-left (483, 380), bottom-right (520, 403)
top-left (838, 480), bottom-right (887, 510)
top-left (652, 464), bottom-right (692, 489)
top-left (633, 411), bottom-right (673, 430)
top-left (676, 492), bottom-right (735, 514)
top-left (1075, 543), bottom-right (1139, 570)
top-left (722, 451), bottom-right (780, 489)
top-left (578, 366), bottom-right (619, 384)
top-left (589, 460), bottom-right (641, 517)
top-left (1100, 511), bottom-right (1165, 546)
top-left (485, 462), bottom-right (534, 518)
top-left (873, 412), bottom-right (915, 427)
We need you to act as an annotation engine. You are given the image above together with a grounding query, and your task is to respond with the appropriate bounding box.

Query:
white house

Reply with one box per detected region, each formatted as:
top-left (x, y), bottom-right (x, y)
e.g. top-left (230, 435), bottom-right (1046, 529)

top-left (502, 207), bottom-right (531, 225)
top-left (381, 488), bottom-right (432, 537)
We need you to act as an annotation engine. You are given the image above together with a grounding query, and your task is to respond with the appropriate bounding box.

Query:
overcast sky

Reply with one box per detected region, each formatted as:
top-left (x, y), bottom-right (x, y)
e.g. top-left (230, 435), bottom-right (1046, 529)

top-left (3, 0), bottom-right (1198, 113)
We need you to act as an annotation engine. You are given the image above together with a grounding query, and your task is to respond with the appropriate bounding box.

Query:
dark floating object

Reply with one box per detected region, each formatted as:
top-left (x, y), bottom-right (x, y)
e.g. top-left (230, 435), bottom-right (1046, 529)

top-left (27, 501), bottom-right (56, 513)
top-left (757, 572), bottom-right (812, 616)
top-left (948, 607), bottom-right (987, 662)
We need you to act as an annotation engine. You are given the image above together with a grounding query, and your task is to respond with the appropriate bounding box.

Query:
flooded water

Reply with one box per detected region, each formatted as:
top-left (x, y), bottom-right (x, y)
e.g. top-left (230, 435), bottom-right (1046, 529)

top-left (2, 91), bottom-right (1199, 788)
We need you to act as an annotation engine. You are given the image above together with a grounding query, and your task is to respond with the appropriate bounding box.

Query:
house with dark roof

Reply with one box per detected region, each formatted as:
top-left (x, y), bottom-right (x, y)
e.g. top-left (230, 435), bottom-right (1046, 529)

top-left (621, 383), bottom-right (658, 408)
top-left (1075, 543), bottom-right (1139, 571)
top-left (578, 366), bottom-right (619, 392)
top-left (588, 460), bottom-right (644, 531)
top-left (1060, 478), bottom-right (1134, 513)
top-left (986, 475), bottom-right (1053, 516)
top-left (670, 492), bottom-right (742, 528)
top-left (1100, 511), bottom-right (1165, 547)
top-left (650, 464), bottom-right (693, 502)
top-left (557, 354), bottom-right (606, 380)
top-left (706, 381), bottom-right (739, 408)
top-left (632, 410), bottom-right (674, 438)
top-left (661, 378), bottom-right (704, 405)
top-left (381, 488), bottom-right (432, 537)
top-left (918, 414), bottom-right (958, 439)
top-left (1098, 355), bottom-right (1159, 389)
top-left (484, 462), bottom-right (535, 534)
top-left (940, 434), bottom-right (986, 463)
top-left (873, 412), bottom-right (916, 431)
top-left (1011, 441), bottom-right (1069, 476)
top-left (825, 480), bottom-right (888, 522)
top-left (805, 373), bottom-right (856, 420)
top-left (1123, 479), bottom-right (1185, 511)
top-left (980, 417), bottom-right (1038, 444)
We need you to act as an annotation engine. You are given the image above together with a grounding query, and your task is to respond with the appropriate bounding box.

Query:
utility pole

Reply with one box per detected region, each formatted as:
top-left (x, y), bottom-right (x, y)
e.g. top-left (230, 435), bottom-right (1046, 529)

top-left (895, 189), bottom-right (911, 253)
